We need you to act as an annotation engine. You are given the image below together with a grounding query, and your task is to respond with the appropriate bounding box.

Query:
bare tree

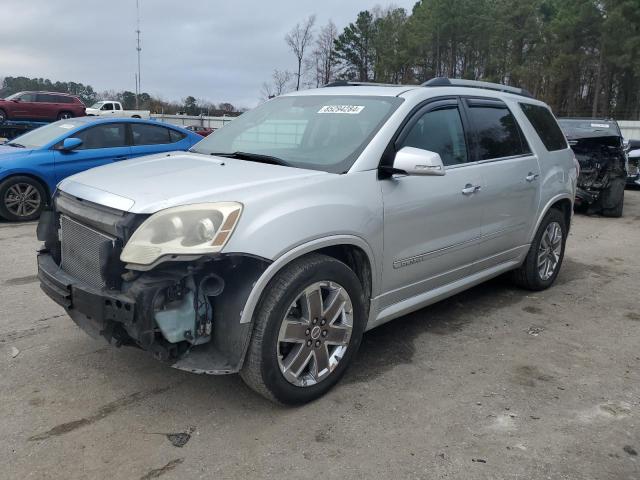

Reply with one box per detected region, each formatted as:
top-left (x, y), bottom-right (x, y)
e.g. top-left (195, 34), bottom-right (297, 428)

top-left (285, 15), bottom-right (316, 91)
top-left (309, 20), bottom-right (339, 87)
top-left (261, 69), bottom-right (293, 101)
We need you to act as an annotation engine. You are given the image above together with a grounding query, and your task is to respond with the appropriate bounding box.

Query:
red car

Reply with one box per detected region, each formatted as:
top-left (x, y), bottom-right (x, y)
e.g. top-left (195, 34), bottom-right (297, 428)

top-left (185, 125), bottom-right (215, 137)
top-left (0, 91), bottom-right (86, 123)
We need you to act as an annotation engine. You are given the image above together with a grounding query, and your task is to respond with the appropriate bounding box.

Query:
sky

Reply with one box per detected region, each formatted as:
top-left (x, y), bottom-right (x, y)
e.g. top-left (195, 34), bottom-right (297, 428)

top-left (0, 0), bottom-right (417, 109)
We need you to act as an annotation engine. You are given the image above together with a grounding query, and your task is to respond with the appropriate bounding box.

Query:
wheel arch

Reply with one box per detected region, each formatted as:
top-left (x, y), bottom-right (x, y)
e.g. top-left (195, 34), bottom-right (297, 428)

top-left (238, 235), bottom-right (377, 326)
top-left (530, 194), bottom-right (573, 242)
top-left (0, 172), bottom-right (52, 200)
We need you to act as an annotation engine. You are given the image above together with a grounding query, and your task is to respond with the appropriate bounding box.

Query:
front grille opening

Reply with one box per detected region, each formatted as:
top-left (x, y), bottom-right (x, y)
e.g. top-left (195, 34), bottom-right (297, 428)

top-left (60, 215), bottom-right (116, 289)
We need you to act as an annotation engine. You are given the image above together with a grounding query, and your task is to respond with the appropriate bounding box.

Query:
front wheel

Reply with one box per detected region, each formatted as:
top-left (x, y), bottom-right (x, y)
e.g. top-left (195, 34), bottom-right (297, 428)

top-left (0, 176), bottom-right (47, 221)
top-left (601, 178), bottom-right (625, 217)
top-left (511, 208), bottom-right (567, 291)
top-left (240, 254), bottom-right (366, 404)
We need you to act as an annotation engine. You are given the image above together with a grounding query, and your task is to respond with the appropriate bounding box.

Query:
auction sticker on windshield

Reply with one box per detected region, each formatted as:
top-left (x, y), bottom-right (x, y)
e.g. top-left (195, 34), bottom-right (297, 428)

top-left (318, 105), bottom-right (365, 114)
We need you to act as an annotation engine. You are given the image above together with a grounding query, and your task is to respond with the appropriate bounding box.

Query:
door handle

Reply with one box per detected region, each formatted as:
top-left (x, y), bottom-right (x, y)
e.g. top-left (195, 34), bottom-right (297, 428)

top-left (526, 172), bottom-right (540, 182)
top-left (461, 184), bottom-right (482, 195)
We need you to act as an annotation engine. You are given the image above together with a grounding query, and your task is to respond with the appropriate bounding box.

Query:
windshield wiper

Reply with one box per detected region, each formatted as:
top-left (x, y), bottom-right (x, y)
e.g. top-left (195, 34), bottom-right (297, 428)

top-left (209, 151), bottom-right (292, 167)
top-left (6, 142), bottom-right (25, 148)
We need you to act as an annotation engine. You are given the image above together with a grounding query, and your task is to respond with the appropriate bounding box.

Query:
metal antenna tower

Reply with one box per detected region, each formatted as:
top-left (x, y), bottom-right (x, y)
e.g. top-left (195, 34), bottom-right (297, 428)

top-left (135, 0), bottom-right (142, 109)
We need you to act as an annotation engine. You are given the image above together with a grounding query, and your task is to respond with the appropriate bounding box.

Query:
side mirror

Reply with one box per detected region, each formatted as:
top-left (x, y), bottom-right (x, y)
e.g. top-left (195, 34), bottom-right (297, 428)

top-left (61, 137), bottom-right (83, 151)
top-left (390, 147), bottom-right (445, 176)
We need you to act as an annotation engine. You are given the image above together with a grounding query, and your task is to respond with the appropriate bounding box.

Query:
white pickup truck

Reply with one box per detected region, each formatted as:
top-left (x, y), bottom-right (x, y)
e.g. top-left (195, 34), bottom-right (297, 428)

top-left (85, 101), bottom-right (150, 119)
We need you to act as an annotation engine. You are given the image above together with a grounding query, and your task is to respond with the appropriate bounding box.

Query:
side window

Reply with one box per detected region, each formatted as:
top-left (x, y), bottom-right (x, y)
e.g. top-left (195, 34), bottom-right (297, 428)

top-left (519, 103), bottom-right (567, 151)
top-left (75, 123), bottom-right (127, 149)
top-left (131, 124), bottom-right (172, 145)
top-left (37, 94), bottom-right (55, 103)
top-left (466, 102), bottom-right (529, 160)
top-left (114, 103), bottom-right (122, 110)
top-left (169, 129), bottom-right (187, 143)
top-left (20, 93), bottom-right (37, 102)
top-left (399, 107), bottom-right (468, 166)
top-left (102, 103), bottom-right (114, 111)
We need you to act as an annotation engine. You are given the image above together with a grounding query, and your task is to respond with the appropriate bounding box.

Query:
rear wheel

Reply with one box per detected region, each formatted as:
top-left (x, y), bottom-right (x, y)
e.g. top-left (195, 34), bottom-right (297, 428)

top-left (57, 111), bottom-right (73, 120)
top-left (240, 254), bottom-right (366, 404)
top-left (512, 208), bottom-right (567, 291)
top-left (0, 176), bottom-right (46, 222)
top-left (0, 109), bottom-right (6, 124)
top-left (601, 178), bottom-right (624, 217)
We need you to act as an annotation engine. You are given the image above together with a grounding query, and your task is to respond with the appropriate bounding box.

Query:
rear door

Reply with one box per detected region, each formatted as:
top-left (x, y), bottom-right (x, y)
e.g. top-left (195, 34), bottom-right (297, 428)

top-left (129, 123), bottom-right (185, 157)
top-left (53, 122), bottom-right (131, 183)
top-left (462, 98), bottom-right (541, 271)
top-left (379, 98), bottom-right (486, 309)
top-left (37, 93), bottom-right (62, 121)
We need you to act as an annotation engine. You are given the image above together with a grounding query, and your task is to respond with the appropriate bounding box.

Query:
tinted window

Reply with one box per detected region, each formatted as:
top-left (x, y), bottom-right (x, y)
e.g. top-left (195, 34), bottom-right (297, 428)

top-left (400, 107), bottom-right (468, 166)
top-left (114, 103), bottom-right (121, 110)
top-left (102, 103), bottom-right (114, 110)
top-left (37, 94), bottom-right (56, 103)
top-left (131, 124), bottom-right (172, 145)
top-left (169, 129), bottom-right (186, 143)
top-left (20, 93), bottom-right (37, 102)
top-left (59, 96), bottom-right (75, 104)
top-left (521, 104), bottom-right (568, 151)
top-left (467, 102), bottom-right (529, 160)
top-left (75, 123), bottom-right (127, 149)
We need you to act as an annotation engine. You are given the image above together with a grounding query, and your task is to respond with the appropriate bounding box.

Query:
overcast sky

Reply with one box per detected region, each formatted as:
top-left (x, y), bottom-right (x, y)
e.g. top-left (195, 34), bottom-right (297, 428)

top-left (0, 0), bottom-right (416, 108)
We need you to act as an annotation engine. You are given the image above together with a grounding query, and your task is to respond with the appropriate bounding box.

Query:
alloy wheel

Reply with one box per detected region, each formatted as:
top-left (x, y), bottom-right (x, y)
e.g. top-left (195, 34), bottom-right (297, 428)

top-left (277, 281), bottom-right (353, 387)
top-left (4, 183), bottom-right (41, 218)
top-left (537, 221), bottom-right (563, 281)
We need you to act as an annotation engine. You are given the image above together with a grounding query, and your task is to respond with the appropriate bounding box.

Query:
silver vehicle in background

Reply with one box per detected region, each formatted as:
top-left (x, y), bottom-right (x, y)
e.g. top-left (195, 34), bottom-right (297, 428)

top-left (37, 78), bottom-right (577, 404)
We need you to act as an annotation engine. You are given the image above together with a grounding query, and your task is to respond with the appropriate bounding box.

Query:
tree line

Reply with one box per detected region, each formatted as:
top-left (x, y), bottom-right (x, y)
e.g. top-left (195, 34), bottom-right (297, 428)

top-left (0, 76), bottom-right (241, 116)
top-left (270, 0), bottom-right (640, 120)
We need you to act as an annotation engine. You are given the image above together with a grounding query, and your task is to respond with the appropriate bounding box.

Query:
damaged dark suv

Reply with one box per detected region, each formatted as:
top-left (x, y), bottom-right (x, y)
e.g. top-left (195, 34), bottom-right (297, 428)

top-left (558, 118), bottom-right (627, 217)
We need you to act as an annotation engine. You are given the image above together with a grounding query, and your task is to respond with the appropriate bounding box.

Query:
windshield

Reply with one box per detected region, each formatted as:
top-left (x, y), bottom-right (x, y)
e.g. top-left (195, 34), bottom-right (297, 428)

top-left (90, 101), bottom-right (105, 109)
top-left (190, 95), bottom-right (403, 173)
top-left (557, 119), bottom-right (621, 138)
top-left (7, 119), bottom-right (85, 149)
top-left (4, 92), bottom-right (24, 101)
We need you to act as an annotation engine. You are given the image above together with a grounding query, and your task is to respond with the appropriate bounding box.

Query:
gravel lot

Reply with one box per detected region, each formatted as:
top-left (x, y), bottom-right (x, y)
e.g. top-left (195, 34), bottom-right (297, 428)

top-left (2, 191), bottom-right (640, 480)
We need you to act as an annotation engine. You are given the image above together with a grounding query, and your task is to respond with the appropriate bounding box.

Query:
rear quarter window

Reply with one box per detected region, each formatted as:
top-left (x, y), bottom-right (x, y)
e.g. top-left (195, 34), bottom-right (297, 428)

top-left (520, 103), bottom-right (567, 151)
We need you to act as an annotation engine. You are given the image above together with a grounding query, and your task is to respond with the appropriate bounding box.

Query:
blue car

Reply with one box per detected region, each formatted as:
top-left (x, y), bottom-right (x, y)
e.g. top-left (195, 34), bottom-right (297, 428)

top-left (0, 117), bottom-right (202, 221)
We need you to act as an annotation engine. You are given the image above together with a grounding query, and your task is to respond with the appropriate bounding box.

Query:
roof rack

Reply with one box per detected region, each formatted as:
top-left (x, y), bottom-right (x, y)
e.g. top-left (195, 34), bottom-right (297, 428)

top-left (422, 77), bottom-right (533, 98)
top-left (323, 80), bottom-right (405, 88)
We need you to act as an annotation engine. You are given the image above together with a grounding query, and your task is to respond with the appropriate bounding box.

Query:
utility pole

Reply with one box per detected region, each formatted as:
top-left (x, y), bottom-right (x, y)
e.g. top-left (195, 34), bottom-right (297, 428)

top-left (135, 0), bottom-right (142, 109)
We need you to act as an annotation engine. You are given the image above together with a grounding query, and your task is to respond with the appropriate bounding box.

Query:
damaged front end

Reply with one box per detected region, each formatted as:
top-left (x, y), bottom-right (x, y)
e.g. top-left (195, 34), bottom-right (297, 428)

top-left (37, 192), bottom-right (270, 374)
top-left (558, 119), bottom-right (626, 215)
top-left (571, 135), bottom-right (626, 210)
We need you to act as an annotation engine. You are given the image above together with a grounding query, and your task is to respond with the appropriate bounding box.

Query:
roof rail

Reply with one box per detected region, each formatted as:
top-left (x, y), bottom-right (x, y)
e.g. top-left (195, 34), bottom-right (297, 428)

top-left (422, 77), bottom-right (533, 98)
top-left (323, 80), bottom-right (405, 88)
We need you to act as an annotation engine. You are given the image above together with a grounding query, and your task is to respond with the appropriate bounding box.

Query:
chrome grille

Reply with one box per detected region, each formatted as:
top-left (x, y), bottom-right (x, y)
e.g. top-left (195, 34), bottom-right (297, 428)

top-left (60, 215), bottom-right (115, 289)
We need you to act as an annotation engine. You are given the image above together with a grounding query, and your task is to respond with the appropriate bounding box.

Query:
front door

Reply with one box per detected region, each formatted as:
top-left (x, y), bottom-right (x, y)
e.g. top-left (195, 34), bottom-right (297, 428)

top-left (53, 122), bottom-right (131, 183)
top-left (379, 99), bottom-right (486, 310)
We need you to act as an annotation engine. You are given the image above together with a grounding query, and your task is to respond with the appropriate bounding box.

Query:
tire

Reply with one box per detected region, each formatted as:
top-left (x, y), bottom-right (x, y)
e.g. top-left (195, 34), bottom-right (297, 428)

top-left (57, 111), bottom-right (73, 120)
top-left (0, 176), bottom-right (47, 222)
top-left (240, 253), bottom-right (366, 404)
top-left (0, 108), bottom-right (6, 124)
top-left (601, 178), bottom-right (625, 218)
top-left (511, 208), bottom-right (567, 291)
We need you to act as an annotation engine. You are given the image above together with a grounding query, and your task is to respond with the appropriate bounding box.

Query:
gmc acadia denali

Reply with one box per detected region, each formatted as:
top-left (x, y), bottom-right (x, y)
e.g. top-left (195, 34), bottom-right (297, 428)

top-left (37, 79), bottom-right (577, 404)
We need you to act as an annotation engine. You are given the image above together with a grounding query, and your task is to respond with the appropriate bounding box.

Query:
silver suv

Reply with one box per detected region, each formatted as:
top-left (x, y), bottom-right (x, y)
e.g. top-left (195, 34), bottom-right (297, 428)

top-left (37, 78), bottom-right (577, 404)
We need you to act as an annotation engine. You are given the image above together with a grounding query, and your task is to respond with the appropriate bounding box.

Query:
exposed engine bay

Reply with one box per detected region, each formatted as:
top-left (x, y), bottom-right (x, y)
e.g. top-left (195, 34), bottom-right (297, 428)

top-left (558, 119), bottom-right (627, 216)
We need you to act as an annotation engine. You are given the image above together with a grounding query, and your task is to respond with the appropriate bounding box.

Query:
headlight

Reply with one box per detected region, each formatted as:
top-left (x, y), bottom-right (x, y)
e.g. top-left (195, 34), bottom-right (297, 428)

top-left (121, 202), bottom-right (242, 266)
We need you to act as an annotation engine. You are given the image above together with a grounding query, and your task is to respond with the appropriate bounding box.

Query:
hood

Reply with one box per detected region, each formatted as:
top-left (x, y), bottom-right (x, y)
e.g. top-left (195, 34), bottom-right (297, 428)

top-left (84, 108), bottom-right (99, 114)
top-left (58, 151), bottom-right (329, 214)
top-left (0, 144), bottom-right (35, 158)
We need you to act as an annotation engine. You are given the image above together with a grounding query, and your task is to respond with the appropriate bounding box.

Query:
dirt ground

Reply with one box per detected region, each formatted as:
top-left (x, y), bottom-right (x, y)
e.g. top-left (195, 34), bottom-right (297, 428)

top-left (1, 191), bottom-right (639, 480)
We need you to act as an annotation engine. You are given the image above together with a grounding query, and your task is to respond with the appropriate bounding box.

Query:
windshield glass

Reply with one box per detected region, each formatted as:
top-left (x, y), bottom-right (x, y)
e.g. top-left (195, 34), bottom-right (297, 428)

top-left (8, 119), bottom-right (85, 149)
top-left (191, 95), bottom-right (403, 173)
top-left (557, 119), bottom-right (621, 138)
top-left (90, 101), bottom-right (105, 108)
top-left (4, 92), bottom-right (24, 101)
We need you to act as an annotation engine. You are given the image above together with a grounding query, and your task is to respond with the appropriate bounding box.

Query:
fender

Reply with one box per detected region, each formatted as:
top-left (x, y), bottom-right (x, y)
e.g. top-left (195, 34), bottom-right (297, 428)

top-left (239, 234), bottom-right (378, 324)
top-left (529, 193), bottom-right (574, 243)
